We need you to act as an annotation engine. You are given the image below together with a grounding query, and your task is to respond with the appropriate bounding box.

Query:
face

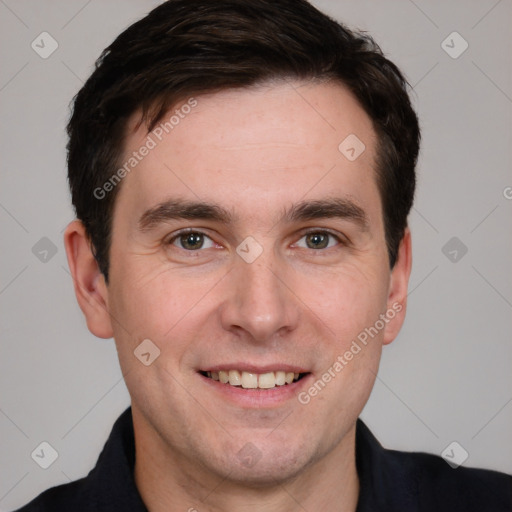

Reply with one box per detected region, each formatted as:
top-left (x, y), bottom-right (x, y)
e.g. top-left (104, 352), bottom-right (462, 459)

top-left (68, 80), bottom-right (411, 487)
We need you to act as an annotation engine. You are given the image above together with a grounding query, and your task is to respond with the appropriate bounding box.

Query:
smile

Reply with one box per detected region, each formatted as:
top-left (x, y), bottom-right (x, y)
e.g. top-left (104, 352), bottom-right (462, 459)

top-left (200, 370), bottom-right (308, 389)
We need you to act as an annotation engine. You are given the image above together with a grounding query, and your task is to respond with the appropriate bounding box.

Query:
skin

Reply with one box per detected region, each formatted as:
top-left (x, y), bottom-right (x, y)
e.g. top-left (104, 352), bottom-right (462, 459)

top-left (64, 80), bottom-right (412, 511)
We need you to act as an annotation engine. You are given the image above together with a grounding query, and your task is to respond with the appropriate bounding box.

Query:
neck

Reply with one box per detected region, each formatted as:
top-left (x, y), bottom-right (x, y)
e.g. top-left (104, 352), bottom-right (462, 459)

top-left (133, 410), bottom-right (359, 512)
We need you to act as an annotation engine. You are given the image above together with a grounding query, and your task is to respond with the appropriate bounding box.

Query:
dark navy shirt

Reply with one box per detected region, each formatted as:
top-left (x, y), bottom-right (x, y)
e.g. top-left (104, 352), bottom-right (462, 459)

top-left (15, 408), bottom-right (512, 511)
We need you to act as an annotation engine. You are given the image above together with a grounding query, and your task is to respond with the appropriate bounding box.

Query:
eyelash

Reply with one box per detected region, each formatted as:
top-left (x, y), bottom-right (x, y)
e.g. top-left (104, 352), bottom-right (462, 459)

top-left (166, 228), bottom-right (346, 252)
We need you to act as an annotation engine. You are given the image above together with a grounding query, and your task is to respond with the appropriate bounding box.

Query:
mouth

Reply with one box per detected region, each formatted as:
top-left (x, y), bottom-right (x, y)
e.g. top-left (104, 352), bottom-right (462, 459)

top-left (199, 369), bottom-right (310, 390)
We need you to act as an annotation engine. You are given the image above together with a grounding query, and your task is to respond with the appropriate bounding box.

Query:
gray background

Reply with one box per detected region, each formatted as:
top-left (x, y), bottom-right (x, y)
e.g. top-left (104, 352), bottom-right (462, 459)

top-left (1, 0), bottom-right (511, 509)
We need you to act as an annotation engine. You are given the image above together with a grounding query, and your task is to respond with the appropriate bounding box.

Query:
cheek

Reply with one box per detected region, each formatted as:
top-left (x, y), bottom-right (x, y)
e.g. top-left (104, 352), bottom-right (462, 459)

top-left (107, 259), bottom-right (222, 351)
top-left (108, 263), bottom-right (177, 336)
top-left (305, 263), bottom-right (390, 342)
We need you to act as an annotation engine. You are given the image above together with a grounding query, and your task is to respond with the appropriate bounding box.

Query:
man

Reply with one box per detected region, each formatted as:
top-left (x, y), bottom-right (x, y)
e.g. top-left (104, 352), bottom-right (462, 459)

top-left (15, 0), bottom-right (511, 510)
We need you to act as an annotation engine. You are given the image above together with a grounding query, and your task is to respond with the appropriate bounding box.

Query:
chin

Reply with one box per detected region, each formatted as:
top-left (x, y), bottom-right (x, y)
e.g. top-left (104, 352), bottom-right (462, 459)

top-left (225, 457), bottom-right (308, 488)
top-left (207, 438), bottom-right (317, 488)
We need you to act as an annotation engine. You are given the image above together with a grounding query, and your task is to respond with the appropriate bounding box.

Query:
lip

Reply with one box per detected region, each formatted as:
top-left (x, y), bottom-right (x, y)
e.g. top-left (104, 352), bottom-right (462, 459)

top-left (200, 363), bottom-right (309, 374)
top-left (198, 369), bottom-right (313, 408)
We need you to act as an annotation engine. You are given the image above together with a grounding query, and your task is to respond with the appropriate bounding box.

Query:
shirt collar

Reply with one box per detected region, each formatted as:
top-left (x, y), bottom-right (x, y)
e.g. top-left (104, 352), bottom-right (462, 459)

top-left (85, 407), bottom-right (148, 511)
top-left (355, 418), bottom-right (419, 511)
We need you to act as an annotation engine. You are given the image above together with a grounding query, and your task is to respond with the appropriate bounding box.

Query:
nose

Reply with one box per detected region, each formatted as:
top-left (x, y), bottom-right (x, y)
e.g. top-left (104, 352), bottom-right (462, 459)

top-left (218, 253), bottom-right (300, 344)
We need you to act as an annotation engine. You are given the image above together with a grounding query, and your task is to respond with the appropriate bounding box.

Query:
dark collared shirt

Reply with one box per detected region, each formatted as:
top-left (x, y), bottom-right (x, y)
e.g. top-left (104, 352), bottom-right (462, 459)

top-left (15, 408), bottom-right (512, 511)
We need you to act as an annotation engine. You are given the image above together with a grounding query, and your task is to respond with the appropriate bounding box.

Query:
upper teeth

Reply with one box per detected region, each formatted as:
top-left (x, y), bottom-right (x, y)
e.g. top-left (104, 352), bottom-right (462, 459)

top-left (206, 370), bottom-right (301, 389)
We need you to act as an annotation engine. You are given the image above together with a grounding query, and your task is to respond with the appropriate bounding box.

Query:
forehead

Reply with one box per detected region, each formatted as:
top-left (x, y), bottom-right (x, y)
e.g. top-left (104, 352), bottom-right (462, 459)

top-left (114, 80), bottom-right (380, 227)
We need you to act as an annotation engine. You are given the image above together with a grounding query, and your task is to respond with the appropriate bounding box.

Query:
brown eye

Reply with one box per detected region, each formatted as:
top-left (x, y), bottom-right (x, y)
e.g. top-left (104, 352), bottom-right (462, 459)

top-left (295, 231), bottom-right (340, 250)
top-left (170, 231), bottom-right (215, 251)
top-left (180, 233), bottom-right (204, 250)
top-left (305, 232), bottom-right (330, 249)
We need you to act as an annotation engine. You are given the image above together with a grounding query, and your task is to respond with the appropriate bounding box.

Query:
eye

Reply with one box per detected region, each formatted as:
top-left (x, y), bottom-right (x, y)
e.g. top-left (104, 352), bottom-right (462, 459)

top-left (294, 231), bottom-right (341, 250)
top-left (169, 231), bottom-right (216, 251)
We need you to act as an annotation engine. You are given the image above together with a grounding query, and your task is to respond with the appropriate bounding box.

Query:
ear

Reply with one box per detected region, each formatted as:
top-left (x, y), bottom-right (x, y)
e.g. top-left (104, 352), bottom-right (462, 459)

top-left (63, 220), bottom-right (114, 339)
top-left (383, 227), bottom-right (412, 345)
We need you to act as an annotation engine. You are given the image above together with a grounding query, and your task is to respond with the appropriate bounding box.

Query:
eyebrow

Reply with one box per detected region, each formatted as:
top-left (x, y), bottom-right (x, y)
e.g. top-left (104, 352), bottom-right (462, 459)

top-left (138, 199), bottom-right (232, 232)
top-left (281, 198), bottom-right (369, 231)
top-left (137, 197), bottom-right (369, 232)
